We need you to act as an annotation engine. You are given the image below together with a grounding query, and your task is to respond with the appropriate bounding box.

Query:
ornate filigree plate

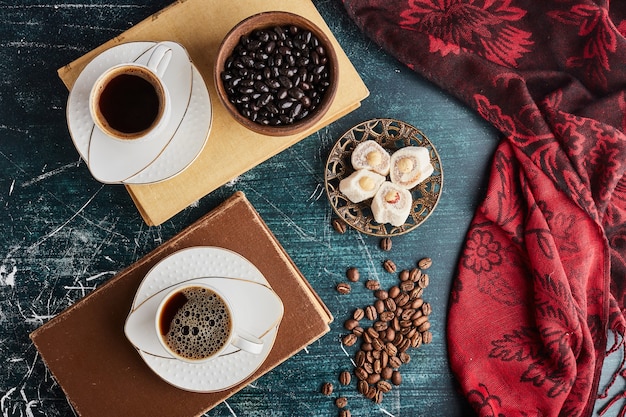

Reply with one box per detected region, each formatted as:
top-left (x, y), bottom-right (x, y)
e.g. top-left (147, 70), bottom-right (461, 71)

top-left (325, 118), bottom-right (443, 236)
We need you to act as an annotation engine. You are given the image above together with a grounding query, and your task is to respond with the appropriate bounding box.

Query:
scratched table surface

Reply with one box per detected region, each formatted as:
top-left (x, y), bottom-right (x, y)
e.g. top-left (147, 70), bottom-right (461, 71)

top-left (0, 1), bottom-right (505, 416)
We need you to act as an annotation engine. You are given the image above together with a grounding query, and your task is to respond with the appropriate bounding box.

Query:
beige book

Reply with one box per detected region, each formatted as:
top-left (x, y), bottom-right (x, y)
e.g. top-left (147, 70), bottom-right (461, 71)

top-left (58, 0), bottom-right (369, 226)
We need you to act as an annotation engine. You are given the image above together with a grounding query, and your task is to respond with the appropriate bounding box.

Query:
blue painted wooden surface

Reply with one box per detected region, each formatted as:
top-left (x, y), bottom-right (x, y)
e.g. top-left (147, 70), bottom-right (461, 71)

top-left (0, 1), bottom-right (503, 416)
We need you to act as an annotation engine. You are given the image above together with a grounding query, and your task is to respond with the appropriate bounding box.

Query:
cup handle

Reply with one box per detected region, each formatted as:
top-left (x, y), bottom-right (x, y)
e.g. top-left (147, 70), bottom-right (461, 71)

top-left (146, 43), bottom-right (173, 77)
top-left (232, 329), bottom-right (264, 355)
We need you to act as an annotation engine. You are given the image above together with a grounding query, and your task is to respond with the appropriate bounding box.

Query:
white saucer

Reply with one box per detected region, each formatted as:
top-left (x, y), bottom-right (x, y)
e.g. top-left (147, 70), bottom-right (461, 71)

top-left (125, 247), bottom-right (283, 392)
top-left (66, 41), bottom-right (212, 184)
top-left (123, 65), bottom-right (212, 184)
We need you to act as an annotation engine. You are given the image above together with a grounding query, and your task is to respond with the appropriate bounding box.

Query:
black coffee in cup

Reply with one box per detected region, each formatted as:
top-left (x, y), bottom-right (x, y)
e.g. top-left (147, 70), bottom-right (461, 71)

top-left (158, 286), bottom-right (232, 361)
top-left (92, 66), bottom-right (165, 140)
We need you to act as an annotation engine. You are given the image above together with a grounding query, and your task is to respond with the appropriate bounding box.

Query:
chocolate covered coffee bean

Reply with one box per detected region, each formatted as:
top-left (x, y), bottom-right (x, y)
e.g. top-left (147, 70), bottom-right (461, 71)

top-left (221, 24), bottom-right (331, 127)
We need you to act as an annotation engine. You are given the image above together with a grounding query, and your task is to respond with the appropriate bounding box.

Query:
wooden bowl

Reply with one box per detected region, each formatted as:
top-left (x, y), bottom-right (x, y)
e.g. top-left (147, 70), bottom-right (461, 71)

top-left (214, 11), bottom-right (339, 136)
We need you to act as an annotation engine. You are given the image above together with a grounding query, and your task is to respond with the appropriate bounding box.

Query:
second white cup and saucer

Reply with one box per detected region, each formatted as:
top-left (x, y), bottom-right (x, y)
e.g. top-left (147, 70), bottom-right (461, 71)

top-left (66, 41), bottom-right (212, 184)
top-left (124, 247), bottom-right (284, 392)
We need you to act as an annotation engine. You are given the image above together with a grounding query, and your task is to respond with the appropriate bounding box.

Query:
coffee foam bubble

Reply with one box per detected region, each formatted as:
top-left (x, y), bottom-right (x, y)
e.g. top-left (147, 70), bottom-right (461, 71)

top-left (163, 287), bottom-right (232, 361)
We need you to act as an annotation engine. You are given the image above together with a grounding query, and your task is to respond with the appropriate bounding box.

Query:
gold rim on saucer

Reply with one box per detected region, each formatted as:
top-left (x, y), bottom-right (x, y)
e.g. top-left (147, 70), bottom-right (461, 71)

top-left (324, 118), bottom-right (443, 237)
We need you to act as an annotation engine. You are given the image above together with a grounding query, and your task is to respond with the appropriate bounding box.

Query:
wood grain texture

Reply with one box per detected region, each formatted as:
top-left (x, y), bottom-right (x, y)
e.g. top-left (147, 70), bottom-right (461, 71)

top-left (0, 1), bottom-right (503, 416)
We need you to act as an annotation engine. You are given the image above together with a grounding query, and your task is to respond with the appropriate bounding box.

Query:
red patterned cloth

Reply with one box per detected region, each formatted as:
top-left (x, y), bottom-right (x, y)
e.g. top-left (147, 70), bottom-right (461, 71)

top-left (342, 1), bottom-right (626, 416)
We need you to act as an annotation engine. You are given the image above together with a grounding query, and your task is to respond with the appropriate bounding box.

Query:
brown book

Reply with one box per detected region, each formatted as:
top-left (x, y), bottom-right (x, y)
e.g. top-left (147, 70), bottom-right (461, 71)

top-left (30, 191), bottom-right (333, 417)
top-left (58, 0), bottom-right (369, 226)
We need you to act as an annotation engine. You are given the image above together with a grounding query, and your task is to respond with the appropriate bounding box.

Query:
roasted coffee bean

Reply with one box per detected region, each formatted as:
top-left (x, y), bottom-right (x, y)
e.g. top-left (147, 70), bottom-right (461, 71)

top-left (379, 311), bottom-right (395, 322)
top-left (400, 280), bottom-right (415, 292)
top-left (397, 338), bottom-right (411, 353)
top-left (384, 297), bottom-right (397, 312)
top-left (321, 382), bottom-right (333, 395)
top-left (399, 352), bottom-right (411, 364)
top-left (381, 366), bottom-right (393, 380)
top-left (410, 268), bottom-right (421, 282)
top-left (336, 282), bottom-right (351, 294)
top-left (413, 315), bottom-right (428, 328)
top-left (363, 362), bottom-right (374, 374)
top-left (399, 269), bottom-right (410, 281)
top-left (367, 373), bottom-right (381, 385)
top-left (391, 371), bottom-right (402, 386)
top-left (353, 308), bottom-right (365, 321)
top-left (411, 331), bottom-right (423, 348)
top-left (389, 356), bottom-right (402, 369)
top-left (357, 380), bottom-right (369, 395)
top-left (388, 285), bottom-right (400, 299)
top-left (409, 287), bottom-right (424, 303)
top-left (418, 257), bottom-right (433, 270)
top-left (335, 397), bottom-right (348, 408)
top-left (372, 337), bottom-right (384, 351)
top-left (374, 389), bottom-right (384, 404)
top-left (365, 305), bottom-right (378, 321)
top-left (344, 318), bottom-right (359, 331)
top-left (422, 330), bottom-right (433, 344)
top-left (374, 300), bottom-right (385, 314)
top-left (394, 292), bottom-right (410, 307)
top-left (373, 320), bottom-right (388, 332)
top-left (352, 326), bottom-right (364, 337)
top-left (355, 350), bottom-right (366, 367)
top-left (332, 218), bottom-right (347, 234)
top-left (221, 24), bottom-right (332, 127)
top-left (418, 273), bottom-right (430, 289)
top-left (385, 342), bottom-right (398, 357)
top-left (374, 289), bottom-right (388, 300)
top-left (346, 267), bottom-right (360, 282)
top-left (342, 333), bottom-right (357, 346)
top-left (366, 327), bottom-right (380, 339)
top-left (339, 370), bottom-right (351, 386)
top-left (355, 367), bottom-right (369, 381)
top-left (379, 237), bottom-right (392, 251)
top-left (377, 380), bottom-right (393, 393)
top-left (383, 259), bottom-right (397, 273)
top-left (417, 320), bottom-right (431, 333)
top-left (339, 410), bottom-right (351, 417)
top-left (421, 302), bottom-right (432, 316)
top-left (365, 279), bottom-right (380, 290)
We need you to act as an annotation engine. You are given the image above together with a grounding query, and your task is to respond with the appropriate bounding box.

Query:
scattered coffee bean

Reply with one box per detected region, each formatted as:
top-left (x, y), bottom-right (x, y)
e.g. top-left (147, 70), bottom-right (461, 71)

top-left (336, 282), bottom-right (351, 294)
top-left (418, 257), bottom-right (433, 270)
top-left (335, 397), bottom-right (348, 408)
top-left (352, 308), bottom-right (365, 321)
top-left (383, 259), bottom-right (397, 273)
top-left (365, 279), bottom-right (380, 291)
top-left (339, 409), bottom-right (351, 417)
top-left (339, 370), bottom-right (351, 386)
top-left (321, 382), bottom-right (333, 395)
top-left (391, 370), bottom-right (402, 385)
top-left (365, 305), bottom-right (377, 321)
top-left (377, 380), bottom-right (392, 393)
top-left (417, 273), bottom-right (430, 289)
top-left (374, 289), bottom-right (388, 300)
top-left (221, 24), bottom-right (332, 127)
top-left (379, 237), bottom-right (392, 251)
top-left (399, 269), bottom-right (410, 281)
top-left (332, 218), bottom-right (347, 234)
top-left (346, 267), bottom-right (360, 282)
top-left (342, 333), bottom-right (357, 347)
top-left (330, 255), bottom-right (434, 405)
top-left (344, 318), bottom-right (359, 331)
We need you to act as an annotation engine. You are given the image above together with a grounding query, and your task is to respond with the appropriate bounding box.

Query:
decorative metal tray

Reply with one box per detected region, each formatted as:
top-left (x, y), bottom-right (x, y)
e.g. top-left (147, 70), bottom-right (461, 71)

top-left (325, 118), bottom-right (443, 236)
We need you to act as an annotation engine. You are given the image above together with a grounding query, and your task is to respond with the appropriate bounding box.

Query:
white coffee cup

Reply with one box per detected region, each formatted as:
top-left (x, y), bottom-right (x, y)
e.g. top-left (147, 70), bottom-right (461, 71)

top-left (155, 282), bottom-right (264, 363)
top-left (89, 42), bottom-right (173, 141)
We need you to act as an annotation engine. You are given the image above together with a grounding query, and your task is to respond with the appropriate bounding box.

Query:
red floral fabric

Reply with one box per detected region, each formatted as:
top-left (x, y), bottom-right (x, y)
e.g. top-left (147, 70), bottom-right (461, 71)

top-left (342, 1), bottom-right (626, 416)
